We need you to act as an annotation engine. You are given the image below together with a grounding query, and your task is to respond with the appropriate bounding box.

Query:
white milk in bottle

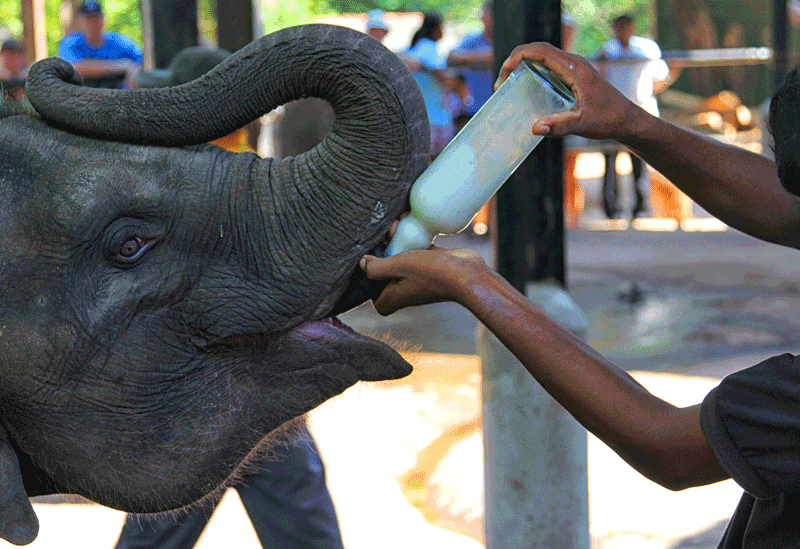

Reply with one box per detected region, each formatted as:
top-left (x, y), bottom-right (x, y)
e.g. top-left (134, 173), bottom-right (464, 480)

top-left (386, 59), bottom-right (575, 256)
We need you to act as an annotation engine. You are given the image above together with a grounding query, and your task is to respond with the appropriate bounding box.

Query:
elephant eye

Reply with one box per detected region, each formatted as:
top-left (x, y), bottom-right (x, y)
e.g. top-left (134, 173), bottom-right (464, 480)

top-left (113, 236), bottom-right (155, 265)
top-left (120, 238), bottom-right (141, 258)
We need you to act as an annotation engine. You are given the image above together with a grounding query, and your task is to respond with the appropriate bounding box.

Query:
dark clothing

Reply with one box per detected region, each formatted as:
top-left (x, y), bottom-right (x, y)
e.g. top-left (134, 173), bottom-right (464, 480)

top-left (602, 151), bottom-right (646, 219)
top-left (700, 353), bottom-right (800, 548)
top-left (115, 425), bottom-right (344, 549)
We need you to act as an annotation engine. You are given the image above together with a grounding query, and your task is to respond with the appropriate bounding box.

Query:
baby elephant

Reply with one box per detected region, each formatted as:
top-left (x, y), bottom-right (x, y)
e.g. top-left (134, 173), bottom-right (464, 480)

top-left (0, 24), bottom-right (428, 545)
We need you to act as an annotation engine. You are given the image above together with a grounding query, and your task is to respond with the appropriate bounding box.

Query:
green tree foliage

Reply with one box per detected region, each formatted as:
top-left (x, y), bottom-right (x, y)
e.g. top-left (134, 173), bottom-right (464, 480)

top-left (261, 0), bottom-right (335, 35)
top-left (0, 2), bottom-right (23, 38)
top-left (323, 0), bottom-right (481, 19)
top-left (1, 0), bottom-right (654, 59)
top-left (564, 0), bottom-right (654, 56)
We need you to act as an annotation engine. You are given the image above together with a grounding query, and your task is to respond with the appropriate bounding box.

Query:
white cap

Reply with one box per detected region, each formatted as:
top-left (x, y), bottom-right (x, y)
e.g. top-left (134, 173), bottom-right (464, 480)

top-left (366, 9), bottom-right (388, 31)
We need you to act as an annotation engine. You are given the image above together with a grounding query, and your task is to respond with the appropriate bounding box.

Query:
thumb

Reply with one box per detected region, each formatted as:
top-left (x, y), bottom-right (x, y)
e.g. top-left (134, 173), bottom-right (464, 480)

top-left (360, 255), bottom-right (398, 281)
top-left (533, 110), bottom-right (581, 137)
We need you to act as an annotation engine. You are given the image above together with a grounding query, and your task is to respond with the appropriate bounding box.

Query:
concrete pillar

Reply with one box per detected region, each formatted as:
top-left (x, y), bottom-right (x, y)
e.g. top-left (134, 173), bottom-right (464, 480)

top-left (20, 0), bottom-right (47, 64)
top-left (479, 281), bottom-right (589, 549)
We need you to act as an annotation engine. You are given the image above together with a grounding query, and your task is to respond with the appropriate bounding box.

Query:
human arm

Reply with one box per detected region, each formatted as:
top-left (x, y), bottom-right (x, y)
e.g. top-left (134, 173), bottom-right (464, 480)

top-left (447, 46), bottom-right (493, 70)
top-left (396, 52), bottom-right (423, 72)
top-left (496, 43), bottom-right (800, 249)
top-left (652, 63), bottom-right (682, 94)
top-left (73, 60), bottom-right (140, 89)
top-left (361, 248), bottom-right (729, 490)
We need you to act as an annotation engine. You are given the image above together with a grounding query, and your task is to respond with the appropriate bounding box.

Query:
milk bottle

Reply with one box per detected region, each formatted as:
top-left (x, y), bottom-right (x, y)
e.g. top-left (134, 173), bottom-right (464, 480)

top-left (386, 59), bottom-right (575, 256)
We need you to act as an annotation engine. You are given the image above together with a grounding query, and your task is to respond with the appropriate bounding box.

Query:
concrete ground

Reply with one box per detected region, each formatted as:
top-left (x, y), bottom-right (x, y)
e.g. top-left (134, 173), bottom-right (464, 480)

top-left (16, 221), bottom-right (800, 549)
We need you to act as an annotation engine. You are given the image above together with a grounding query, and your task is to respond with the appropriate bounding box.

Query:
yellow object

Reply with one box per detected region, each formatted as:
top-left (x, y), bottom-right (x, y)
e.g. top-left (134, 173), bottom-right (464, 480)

top-left (210, 128), bottom-right (256, 155)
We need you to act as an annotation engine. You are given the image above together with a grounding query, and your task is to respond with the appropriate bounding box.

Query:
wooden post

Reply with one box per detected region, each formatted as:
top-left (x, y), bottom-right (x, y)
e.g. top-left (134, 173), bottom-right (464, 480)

top-left (20, 0), bottom-right (47, 63)
top-left (140, 0), bottom-right (155, 69)
top-left (58, 0), bottom-right (82, 38)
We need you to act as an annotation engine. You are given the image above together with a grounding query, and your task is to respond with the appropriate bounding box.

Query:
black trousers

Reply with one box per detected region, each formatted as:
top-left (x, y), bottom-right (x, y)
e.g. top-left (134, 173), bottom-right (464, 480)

top-left (114, 425), bottom-right (344, 549)
top-left (603, 151), bottom-right (646, 219)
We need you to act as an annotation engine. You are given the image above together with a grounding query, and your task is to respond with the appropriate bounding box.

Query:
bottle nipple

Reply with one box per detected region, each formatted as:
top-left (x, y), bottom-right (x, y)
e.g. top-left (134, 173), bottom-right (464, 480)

top-left (385, 215), bottom-right (436, 257)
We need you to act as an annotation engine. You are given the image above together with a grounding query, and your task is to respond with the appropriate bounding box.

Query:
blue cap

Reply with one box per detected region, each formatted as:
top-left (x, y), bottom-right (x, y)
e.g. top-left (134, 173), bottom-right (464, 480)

top-left (78, 1), bottom-right (103, 15)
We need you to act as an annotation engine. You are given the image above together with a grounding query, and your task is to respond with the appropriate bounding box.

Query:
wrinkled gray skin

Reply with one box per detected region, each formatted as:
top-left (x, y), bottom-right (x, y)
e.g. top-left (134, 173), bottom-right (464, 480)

top-left (0, 24), bottom-right (428, 545)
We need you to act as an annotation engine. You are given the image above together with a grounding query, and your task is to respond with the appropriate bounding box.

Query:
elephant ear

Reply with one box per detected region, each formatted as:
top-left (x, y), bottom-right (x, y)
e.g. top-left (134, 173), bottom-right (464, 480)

top-left (0, 426), bottom-right (38, 545)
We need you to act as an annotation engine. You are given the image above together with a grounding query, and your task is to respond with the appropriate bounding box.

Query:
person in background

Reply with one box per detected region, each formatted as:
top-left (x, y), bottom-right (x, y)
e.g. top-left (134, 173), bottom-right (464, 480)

top-left (401, 11), bottom-right (455, 159)
top-left (361, 40), bottom-right (800, 549)
top-left (561, 11), bottom-right (578, 52)
top-left (560, 11), bottom-right (584, 229)
top-left (58, 0), bottom-right (142, 89)
top-left (445, 3), bottom-right (493, 237)
top-left (595, 14), bottom-right (676, 219)
top-left (114, 47), bottom-right (345, 549)
top-left (0, 39), bottom-right (28, 102)
top-left (447, 1), bottom-right (493, 132)
top-left (365, 9), bottom-right (389, 43)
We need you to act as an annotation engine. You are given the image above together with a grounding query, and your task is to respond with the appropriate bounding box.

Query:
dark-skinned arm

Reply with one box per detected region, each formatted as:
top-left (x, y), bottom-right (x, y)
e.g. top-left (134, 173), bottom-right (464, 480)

top-left (361, 249), bottom-right (730, 491)
top-left (496, 43), bottom-right (800, 249)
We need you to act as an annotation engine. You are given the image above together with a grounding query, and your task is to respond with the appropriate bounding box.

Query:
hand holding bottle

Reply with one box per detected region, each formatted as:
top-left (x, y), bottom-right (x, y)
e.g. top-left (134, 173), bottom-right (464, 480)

top-left (385, 56), bottom-right (575, 256)
top-left (494, 42), bottom-right (650, 140)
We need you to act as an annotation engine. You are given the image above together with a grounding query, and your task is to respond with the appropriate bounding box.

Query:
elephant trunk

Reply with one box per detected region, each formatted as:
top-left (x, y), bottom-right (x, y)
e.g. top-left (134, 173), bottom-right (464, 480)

top-left (26, 24), bottom-right (429, 317)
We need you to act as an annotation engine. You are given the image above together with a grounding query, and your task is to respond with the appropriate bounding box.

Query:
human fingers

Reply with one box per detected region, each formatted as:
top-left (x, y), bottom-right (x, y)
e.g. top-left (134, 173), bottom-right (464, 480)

top-left (360, 254), bottom-right (396, 281)
top-left (360, 247), bottom-right (473, 282)
top-left (532, 110), bottom-right (582, 137)
top-left (498, 42), bottom-right (644, 140)
top-left (495, 42), bottom-right (580, 91)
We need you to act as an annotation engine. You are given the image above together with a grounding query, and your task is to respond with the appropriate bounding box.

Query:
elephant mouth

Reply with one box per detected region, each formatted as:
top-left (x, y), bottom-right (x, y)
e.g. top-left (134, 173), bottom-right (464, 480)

top-left (293, 315), bottom-right (412, 382)
top-left (327, 242), bottom-right (390, 317)
top-left (212, 314), bottom-right (412, 382)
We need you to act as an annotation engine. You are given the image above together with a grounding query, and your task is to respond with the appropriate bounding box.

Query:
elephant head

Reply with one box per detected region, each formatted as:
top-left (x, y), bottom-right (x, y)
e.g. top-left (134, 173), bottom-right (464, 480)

top-left (0, 24), bottom-right (428, 545)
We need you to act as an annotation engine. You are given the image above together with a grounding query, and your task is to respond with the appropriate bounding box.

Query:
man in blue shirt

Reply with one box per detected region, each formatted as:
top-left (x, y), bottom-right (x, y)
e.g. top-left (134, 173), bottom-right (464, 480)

top-left (447, 1), bottom-right (493, 123)
top-left (58, 1), bottom-right (142, 88)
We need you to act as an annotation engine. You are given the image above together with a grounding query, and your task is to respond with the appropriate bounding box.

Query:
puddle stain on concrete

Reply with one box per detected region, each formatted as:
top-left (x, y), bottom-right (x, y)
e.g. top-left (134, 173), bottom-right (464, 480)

top-left (385, 353), bottom-right (484, 544)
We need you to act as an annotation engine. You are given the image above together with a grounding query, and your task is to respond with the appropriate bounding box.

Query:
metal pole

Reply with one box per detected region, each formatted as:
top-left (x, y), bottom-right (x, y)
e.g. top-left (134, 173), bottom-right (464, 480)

top-left (251, 0), bottom-right (263, 40)
top-left (481, 0), bottom-right (589, 547)
top-left (217, 0), bottom-right (254, 52)
top-left (774, 0), bottom-right (788, 89)
top-left (150, 0), bottom-right (198, 69)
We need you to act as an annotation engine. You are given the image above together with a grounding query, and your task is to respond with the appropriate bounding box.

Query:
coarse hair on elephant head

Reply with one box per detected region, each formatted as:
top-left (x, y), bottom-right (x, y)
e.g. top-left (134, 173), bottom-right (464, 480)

top-left (0, 24), bottom-right (428, 545)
